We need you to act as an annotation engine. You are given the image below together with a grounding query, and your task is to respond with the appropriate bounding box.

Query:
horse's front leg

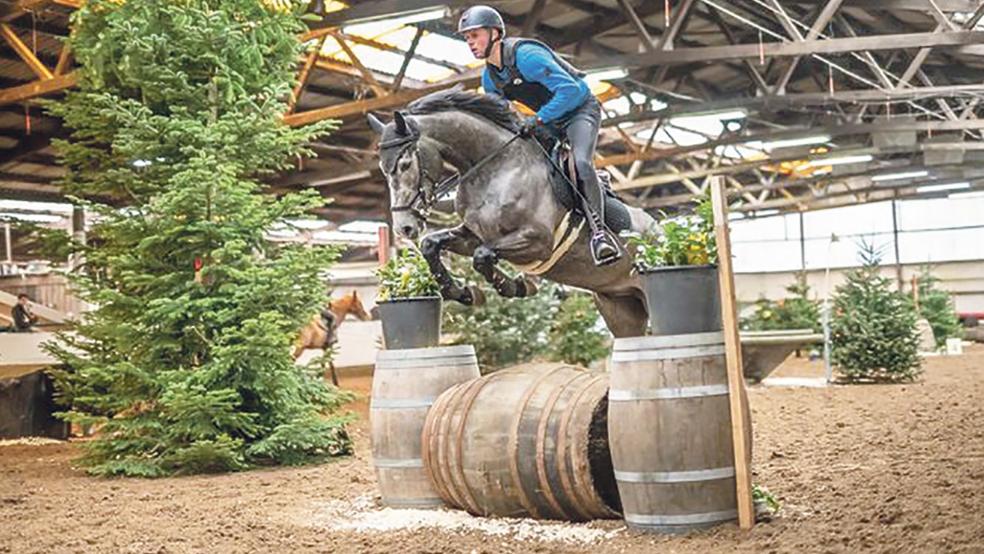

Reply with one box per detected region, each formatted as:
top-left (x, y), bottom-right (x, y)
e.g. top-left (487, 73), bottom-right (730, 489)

top-left (419, 225), bottom-right (485, 306)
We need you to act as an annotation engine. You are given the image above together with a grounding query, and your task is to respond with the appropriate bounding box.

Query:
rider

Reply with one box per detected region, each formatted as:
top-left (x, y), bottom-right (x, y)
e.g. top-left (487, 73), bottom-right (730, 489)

top-left (457, 5), bottom-right (621, 266)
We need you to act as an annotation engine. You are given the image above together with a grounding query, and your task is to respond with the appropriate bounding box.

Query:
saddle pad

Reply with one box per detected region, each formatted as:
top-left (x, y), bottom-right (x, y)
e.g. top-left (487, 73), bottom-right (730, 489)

top-left (548, 161), bottom-right (632, 233)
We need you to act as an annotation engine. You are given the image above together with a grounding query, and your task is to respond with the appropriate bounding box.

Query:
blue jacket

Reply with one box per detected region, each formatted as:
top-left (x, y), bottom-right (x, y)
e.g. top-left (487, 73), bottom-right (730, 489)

top-left (482, 41), bottom-right (591, 124)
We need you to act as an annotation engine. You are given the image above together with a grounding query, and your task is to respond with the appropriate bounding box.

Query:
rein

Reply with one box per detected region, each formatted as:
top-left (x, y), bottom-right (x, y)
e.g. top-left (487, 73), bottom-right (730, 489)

top-left (380, 126), bottom-right (522, 221)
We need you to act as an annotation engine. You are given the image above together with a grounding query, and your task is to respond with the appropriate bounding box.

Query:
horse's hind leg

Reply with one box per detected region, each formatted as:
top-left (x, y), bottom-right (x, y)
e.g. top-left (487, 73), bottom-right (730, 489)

top-left (593, 291), bottom-right (648, 338)
top-left (473, 245), bottom-right (538, 298)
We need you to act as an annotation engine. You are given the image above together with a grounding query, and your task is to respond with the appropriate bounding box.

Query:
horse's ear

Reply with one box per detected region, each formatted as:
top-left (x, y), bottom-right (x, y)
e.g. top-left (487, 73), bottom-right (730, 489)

top-left (367, 113), bottom-right (385, 135)
top-left (394, 111), bottom-right (409, 135)
top-left (352, 290), bottom-right (359, 299)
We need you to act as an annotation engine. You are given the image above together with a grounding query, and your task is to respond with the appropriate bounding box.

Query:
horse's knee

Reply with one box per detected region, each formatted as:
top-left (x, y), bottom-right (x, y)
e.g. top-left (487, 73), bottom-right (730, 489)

top-left (420, 235), bottom-right (441, 259)
top-left (473, 245), bottom-right (497, 272)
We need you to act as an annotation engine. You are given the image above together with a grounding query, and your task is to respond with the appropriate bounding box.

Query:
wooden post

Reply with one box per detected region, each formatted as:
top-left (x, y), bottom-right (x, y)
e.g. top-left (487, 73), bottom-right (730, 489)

top-left (710, 178), bottom-right (755, 530)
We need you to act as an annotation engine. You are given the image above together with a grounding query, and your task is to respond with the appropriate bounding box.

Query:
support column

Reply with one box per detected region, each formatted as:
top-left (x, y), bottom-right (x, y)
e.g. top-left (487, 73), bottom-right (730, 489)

top-left (891, 198), bottom-right (903, 291)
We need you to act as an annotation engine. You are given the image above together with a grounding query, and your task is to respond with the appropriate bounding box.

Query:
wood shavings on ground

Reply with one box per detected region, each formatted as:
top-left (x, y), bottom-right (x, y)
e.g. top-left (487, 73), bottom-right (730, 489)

top-left (304, 495), bottom-right (624, 545)
top-left (0, 437), bottom-right (64, 447)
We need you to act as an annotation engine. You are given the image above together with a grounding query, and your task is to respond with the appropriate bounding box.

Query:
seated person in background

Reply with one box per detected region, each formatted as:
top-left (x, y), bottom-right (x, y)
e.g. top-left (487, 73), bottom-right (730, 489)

top-left (11, 293), bottom-right (38, 332)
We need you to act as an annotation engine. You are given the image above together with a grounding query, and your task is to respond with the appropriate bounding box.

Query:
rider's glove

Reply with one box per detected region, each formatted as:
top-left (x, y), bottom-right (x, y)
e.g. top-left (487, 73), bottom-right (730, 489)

top-left (519, 116), bottom-right (540, 137)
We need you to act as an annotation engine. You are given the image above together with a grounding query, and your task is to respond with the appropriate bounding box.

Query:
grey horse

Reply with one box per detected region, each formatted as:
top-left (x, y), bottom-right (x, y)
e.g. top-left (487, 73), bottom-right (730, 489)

top-left (367, 89), bottom-right (660, 338)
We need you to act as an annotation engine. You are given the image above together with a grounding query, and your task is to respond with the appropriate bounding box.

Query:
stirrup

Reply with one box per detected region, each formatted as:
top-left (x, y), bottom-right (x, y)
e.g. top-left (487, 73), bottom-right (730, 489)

top-left (590, 232), bottom-right (621, 267)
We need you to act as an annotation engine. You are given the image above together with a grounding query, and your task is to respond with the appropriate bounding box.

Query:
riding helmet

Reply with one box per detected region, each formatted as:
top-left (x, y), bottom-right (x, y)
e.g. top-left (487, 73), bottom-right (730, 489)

top-left (458, 5), bottom-right (506, 35)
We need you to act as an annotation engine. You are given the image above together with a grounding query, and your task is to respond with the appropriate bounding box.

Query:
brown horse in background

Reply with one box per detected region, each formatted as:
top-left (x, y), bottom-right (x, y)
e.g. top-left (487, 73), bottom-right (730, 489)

top-left (293, 290), bottom-right (371, 385)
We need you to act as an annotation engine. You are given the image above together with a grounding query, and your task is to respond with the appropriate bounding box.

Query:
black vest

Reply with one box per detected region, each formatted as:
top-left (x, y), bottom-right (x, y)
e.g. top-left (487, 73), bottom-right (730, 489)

top-left (487, 38), bottom-right (587, 115)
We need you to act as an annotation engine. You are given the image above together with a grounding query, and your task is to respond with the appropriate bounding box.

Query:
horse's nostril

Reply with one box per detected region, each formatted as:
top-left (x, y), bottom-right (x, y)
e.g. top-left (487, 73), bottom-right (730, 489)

top-left (402, 225), bottom-right (415, 237)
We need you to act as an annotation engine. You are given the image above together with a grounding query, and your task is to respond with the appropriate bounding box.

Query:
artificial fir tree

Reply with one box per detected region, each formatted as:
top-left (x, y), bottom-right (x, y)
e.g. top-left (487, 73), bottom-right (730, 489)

top-left (830, 242), bottom-right (922, 383)
top-left (916, 267), bottom-right (962, 349)
top-left (45, 0), bottom-right (352, 476)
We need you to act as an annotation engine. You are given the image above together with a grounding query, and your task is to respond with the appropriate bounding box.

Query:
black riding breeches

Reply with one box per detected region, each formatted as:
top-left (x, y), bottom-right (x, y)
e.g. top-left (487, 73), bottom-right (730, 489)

top-left (558, 98), bottom-right (604, 227)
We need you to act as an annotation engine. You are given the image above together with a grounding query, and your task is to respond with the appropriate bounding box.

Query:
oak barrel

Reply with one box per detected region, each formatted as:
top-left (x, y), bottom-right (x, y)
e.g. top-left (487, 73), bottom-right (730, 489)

top-left (371, 345), bottom-right (480, 508)
top-left (608, 332), bottom-right (750, 533)
top-left (421, 364), bottom-right (621, 521)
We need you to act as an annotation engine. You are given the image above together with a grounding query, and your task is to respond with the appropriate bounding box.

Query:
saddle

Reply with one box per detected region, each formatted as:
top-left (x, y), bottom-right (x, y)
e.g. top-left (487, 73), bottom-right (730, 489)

top-left (546, 139), bottom-right (632, 234)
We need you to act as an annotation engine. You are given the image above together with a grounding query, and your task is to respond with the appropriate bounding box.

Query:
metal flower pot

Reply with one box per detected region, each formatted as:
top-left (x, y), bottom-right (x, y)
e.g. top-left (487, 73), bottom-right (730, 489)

top-left (376, 296), bottom-right (442, 349)
top-left (640, 265), bottom-right (722, 335)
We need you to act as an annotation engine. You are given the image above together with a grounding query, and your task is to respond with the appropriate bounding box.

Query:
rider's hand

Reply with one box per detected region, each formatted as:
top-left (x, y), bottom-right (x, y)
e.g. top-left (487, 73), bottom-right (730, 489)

top-left (519, 116), bottom-right (540, 137)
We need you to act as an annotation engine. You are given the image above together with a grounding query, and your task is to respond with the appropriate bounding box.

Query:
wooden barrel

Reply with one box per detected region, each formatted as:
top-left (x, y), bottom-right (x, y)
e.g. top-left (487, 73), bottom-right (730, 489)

top-left (371, 344), bottom-right (480, 508)
top-left (421, 364), bottom-right (621, 521)
top-left (608, 332), bottom-right (750, 533)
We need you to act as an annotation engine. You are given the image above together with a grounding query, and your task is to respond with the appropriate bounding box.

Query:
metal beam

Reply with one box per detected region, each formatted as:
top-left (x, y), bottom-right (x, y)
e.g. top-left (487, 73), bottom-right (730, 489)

top-left (598, 118), bottom-right (984, 168)
top-left (774, 0), bottom-right (843, 93)
top-left (786, 0), bottom-right (979, 11)
top-left (615, 0), bottom-right (656, 51)
top-left (310, 0), bottom-right (466, 29)
top-left (602, 82), bottom-right (984, 126)
top-left (521, 0), bottom-right (551, 36)
top-left (579, 30), bottom-right (984, 69)
top-left (656, 0), bottom-right (698, 51)
top-left (392, 27), bottom-right (424, 92)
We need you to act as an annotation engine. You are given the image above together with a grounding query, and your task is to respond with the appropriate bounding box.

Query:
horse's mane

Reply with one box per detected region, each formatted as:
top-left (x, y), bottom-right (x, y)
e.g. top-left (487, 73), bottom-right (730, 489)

top-left (407, 88), bottom-right (521, 133)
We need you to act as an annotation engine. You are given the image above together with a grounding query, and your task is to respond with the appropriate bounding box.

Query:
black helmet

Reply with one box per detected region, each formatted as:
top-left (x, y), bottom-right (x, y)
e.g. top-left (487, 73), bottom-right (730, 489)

top-left (458, 5), bottom-right (505, 35)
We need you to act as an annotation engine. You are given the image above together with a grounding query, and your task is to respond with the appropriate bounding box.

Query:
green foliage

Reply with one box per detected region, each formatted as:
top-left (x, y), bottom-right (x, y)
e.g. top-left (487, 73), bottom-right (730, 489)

top-left (831, 242), bottom-right (922, 383)
top-left (547, 292), bottom-right (610, 367)
top-left (442, 258), bottom-right (558, 372)
top-left (441, 255), bottom-right (609, 371)
top-left (742, 274), bottom-right (821, 332)
top-left (916, 267), bottom-right (962, 348)
top-left (626, 196), bottom-right (717, 269)
top-left (376, 249), bottom-right (440, 300)
top-left (753, 484), bottom-right (781, 517)
top-left (44, 0), bottom-right (352, 476)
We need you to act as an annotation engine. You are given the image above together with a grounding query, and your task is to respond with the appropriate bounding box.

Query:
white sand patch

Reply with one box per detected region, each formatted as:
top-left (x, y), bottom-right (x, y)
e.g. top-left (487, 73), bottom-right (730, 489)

top-left (304, 495), bottom-right (624, 545)
top-left (0, 437), bottom-right (64, 447)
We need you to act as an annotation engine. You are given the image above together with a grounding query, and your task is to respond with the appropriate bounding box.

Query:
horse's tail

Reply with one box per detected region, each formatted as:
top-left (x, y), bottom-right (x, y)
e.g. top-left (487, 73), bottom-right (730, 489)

top-left (627, 205), bottom-right (661, 237)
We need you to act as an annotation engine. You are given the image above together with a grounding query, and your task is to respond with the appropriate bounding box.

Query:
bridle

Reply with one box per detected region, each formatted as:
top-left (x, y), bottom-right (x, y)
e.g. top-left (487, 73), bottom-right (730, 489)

top-left (379, 113), bottom-right (521, 222)
top-left (378, 120), bottom-right (453, 222)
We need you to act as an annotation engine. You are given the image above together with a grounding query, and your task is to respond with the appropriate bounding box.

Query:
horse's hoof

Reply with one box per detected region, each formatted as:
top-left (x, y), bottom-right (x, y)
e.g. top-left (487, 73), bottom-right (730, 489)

top-left (519, 277), bottom-right (539, 297)
top-left (466, 285), bottom-right (486, 307)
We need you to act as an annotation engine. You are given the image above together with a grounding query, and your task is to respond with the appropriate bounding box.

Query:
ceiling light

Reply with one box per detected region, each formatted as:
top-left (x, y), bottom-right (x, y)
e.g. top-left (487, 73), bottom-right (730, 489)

top-left (353, 6), bottom-right (447, 26)
top-left (917, 182), bottom-right (970, 193)
top-left (762, 135), bottom-right (831, 149)
top-left (872, 170), bottom-right (929, 182)
top-left (949, 190), bottom-right (984, 199)
top-left (806, 154), bottom-right (873, 167)
top-left (585, 68), bottom-right (628, 84)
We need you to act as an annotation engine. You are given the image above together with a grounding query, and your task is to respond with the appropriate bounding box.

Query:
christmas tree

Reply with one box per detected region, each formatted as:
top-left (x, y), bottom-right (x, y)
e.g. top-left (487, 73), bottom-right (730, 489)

top-left (830, 242), bottom-right (921, 383)
top-left (547, 292), bottom-right (609, 368)
top-left (742, 273), bottom-right (821, 333)
top-left (916, 267), bottom-right (962, 349)
top-left (45, 0), bottom-right (352, 476)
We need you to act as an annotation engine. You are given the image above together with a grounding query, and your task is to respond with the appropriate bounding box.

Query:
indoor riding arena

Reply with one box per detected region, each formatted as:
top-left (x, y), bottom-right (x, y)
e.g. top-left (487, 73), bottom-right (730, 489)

top-left (1, 1), bottom-right (982, 553)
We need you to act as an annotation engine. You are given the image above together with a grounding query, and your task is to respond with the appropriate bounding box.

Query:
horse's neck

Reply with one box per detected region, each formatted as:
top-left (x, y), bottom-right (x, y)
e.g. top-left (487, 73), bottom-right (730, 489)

top-left (418, 113), bottom-right (513, 172)
top-left (328, 299), bottom-right (351, 326)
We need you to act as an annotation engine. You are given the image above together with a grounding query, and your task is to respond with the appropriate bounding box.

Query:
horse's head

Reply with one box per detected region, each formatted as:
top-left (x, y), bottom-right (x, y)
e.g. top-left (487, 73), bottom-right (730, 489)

top-left (346, 290), bottom-right (371, 321)
top-left (329, 290), bottom-right (371, 322)
top-left (368, 111), bottom-right (445, 240)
